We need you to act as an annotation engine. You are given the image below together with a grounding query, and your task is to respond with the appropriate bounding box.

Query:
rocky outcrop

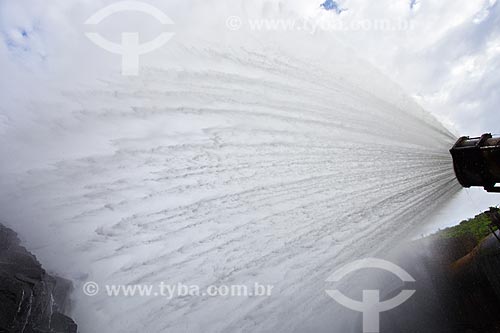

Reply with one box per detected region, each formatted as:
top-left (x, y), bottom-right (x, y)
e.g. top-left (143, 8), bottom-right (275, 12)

top-left (0, 224), bottom-right (77, 333)
top-left (445, 231), bottom-right (500, 333)
top-left (381, 226), bottom-right (500, 332)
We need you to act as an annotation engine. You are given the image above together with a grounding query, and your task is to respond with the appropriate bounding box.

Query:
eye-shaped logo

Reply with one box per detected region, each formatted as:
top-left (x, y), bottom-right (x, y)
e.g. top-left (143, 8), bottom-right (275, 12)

top-left (84, 1), bottom-right (175, 76)
top-left (326, 258), bottom-right (416, 333)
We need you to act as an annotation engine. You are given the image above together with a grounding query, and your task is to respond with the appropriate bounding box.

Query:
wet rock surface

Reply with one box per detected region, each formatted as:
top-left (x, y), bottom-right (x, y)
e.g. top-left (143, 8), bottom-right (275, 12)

top-left (382, 230), bottom-right (500, 333)
top-left (0, 224), bottom-right (77, 333)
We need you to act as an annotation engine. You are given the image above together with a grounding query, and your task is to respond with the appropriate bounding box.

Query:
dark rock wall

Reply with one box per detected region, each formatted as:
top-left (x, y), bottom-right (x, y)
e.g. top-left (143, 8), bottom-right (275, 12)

top-left (0, 224), bottom-right (77, 333)
top-left (381, 232), bottom-right (500, 333)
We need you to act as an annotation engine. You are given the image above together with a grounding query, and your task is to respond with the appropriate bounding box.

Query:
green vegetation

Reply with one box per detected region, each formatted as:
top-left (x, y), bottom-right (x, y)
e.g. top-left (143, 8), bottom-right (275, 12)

top-left (435, 210), bottom-right (497, 243)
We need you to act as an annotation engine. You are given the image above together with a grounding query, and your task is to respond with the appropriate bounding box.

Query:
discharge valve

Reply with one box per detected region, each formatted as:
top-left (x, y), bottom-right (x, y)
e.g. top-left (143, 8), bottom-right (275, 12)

top-left (450, 133), bottom-right (500, 193)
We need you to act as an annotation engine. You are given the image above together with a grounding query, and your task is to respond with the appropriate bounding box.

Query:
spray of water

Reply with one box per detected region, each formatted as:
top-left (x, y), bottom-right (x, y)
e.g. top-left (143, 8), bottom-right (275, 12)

top-left (0, 1), bottom-right (461, 332)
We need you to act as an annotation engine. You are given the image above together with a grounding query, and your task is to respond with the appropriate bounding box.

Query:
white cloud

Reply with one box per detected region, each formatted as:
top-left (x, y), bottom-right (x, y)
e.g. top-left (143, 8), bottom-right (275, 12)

top-left (1, 0), bottom-right (498, 136)
top-left (321, 0), bottom-right (500, 135)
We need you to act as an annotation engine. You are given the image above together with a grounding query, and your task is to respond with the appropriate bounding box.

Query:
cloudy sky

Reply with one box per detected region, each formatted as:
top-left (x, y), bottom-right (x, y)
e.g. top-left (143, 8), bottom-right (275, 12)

top-left (321, 0), bottom-right (500, 136)
top-left (1, 0), bottom-right (499, 136)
